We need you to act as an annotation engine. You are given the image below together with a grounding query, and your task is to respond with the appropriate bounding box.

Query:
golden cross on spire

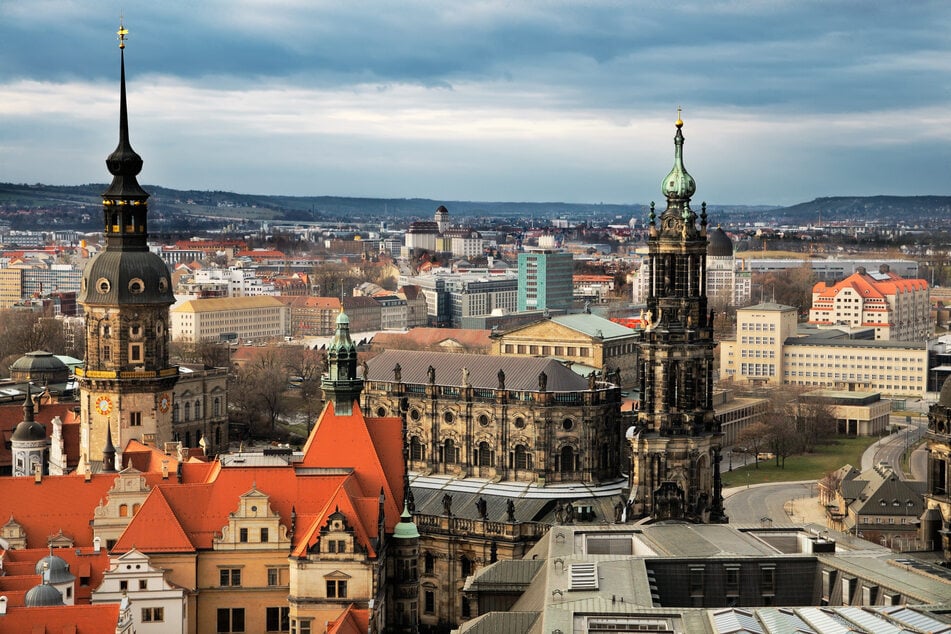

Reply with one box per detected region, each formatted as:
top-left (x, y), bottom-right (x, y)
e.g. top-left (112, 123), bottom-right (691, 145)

top-left (117, 19), bottom-right (128, 49)
top-left (676, 106), bottom-right (683, 127)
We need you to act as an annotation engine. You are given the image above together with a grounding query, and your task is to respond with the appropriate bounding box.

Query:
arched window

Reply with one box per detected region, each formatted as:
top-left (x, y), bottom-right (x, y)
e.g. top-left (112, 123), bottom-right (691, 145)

top-left (184, 402), bottom-right (191, 422)
top-left (194, 400), bottom-right (201, 419)
top-left (443, 439), bottom-right (457, 464)
top-left (172, 404), bottom-right (179, 423)
top-left (560, 446), bottom-right (575, 474)
top-left (515, 445), bottom-right (532, 470)
top-left (132, 503), bottom-right (140, 515)
top-left (477, 442), bottom-right (493, 467)
top-left (410, 436), bottom-right (425, 461)
top-left (213, 397), bottom-right (221, 417)
top-left (215, 426), bottom-right (221, 446)
top-left (119, 504), bottom-right (129, 518)
top-left (460, 555), bottom-right (472, 577)
top-left (424, 552), bottom-right (435, 574)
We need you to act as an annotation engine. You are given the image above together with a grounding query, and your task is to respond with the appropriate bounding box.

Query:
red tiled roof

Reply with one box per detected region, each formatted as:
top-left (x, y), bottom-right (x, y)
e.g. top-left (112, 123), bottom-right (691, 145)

top-left (0, 547), bottom-right (111, 605)
top-left (0, 603), bottom-right (120, 633)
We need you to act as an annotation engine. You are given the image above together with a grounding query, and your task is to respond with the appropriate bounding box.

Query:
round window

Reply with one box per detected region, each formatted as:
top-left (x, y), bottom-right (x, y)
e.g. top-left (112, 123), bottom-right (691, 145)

top-left (96, 277), bottom-right (111, 294)
top-left (514, 417), bottom-right (526, 429)
top-left (444, 411), bottom-right (454, 423)
top-left (376, 407), bottom-right (387, 417)
top-left (410, 409), bottom-right (420, 421)
top-left (128, 278), bottom-right (145, 294)
top-left (478, 414), bottom-right (490, 427)
top-left (158, 277), bottom-right (169, 292)
top-left (562, 418), bottom-right (574, 431)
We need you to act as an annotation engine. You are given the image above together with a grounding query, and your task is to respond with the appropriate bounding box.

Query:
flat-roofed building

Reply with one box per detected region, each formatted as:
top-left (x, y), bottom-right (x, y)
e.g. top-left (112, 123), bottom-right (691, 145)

top-left (720, 302), bottom-right (929, 397)
top-left (170, 296), bottom-right (288, 343)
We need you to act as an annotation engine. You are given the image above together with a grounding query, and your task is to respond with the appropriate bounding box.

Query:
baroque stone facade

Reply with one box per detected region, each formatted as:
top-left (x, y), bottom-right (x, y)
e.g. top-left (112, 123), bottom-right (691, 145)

top-left (629, 116), bottom-right (726, 523)
top-left (363, 351), bottom-right (623, 485)
top-left (923, 377), bottom-right (951, 561)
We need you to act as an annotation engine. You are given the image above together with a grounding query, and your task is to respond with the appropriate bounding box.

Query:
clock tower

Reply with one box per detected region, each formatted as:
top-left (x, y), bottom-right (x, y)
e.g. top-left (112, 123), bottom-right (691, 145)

top-left (629, 113), bottom-right (727, 523)
top-left (77, 24), bottom-right (178, 470)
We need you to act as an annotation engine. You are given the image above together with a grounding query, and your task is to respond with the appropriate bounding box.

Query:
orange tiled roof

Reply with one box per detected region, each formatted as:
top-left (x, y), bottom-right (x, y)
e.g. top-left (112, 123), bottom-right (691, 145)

top-left (0, 475), bottom-right (119, 549)
top-left (812, 270), bottom-right (928, 300)
top-left (0, 603), bottom-right (120, 633)
top-left (300, 402), bottom-right (403, 532)
top-left (328, 604), bottom-right (370, 634)
top-left (0, 547), bottom-right (111, 605)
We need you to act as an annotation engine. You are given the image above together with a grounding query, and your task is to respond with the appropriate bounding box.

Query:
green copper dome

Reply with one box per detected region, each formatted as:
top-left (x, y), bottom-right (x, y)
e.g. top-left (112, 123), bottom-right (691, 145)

top-left (661, 117), bottom-right (696, 201)
top-left (393, 502), bottom-right (420, 540)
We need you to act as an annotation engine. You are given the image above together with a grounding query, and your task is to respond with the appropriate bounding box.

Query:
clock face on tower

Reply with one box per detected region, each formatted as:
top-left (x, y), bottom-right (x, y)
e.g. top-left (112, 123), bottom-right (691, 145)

top-left (94, 395), bottom-right (113, 416)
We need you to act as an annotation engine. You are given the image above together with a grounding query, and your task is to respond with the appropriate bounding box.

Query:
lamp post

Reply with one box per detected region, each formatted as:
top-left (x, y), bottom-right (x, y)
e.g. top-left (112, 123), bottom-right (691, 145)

top-left (728, 450), bottom-right (733, 471)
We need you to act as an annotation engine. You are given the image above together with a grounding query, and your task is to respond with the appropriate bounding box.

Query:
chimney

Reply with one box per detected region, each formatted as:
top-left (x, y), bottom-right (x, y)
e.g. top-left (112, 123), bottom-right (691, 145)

top-left (161, 460), bottom-right (169, 480)
top-left (93, 536), bottom-right (101, 553)
top-left (0, 595), bottom-right (8, 616)
top-left (34, 462), bottom-right (42, 484)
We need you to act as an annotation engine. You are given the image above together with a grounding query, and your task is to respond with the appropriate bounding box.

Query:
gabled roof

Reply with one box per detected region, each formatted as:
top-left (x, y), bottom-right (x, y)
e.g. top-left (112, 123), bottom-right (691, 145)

top-left (300, 402), bottom-right (403, 532)
top-left (327, 604), bottom-right (370, 634)
top-left (370, 328), bottom-right (493, 352)
top-left (113, 486), bottom-right (196, 553)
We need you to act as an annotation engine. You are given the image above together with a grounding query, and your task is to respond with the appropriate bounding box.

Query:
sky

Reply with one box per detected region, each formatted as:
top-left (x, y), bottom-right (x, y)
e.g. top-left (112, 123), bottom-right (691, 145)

top-left (1, 1), bottom-right (950, 207)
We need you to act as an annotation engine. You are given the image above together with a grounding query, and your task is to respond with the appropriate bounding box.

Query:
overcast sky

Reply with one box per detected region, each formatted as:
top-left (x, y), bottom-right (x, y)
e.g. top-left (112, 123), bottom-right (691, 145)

top-left (2, 1), bottom-right (950, 206)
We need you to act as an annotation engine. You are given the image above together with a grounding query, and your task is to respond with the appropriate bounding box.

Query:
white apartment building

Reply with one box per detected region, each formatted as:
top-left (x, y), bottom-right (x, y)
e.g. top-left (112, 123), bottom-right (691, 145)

top-left (170, 296), bottom-right (288, 343)
top-left (193, 266), bottom-right (276, 297)
top-left (93, 548), bottom-right (186, 633)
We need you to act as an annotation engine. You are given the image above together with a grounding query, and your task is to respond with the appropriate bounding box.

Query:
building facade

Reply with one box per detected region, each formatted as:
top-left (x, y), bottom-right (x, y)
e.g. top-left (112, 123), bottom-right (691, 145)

top-left (720, 302), bottom-right (930, 397)
top-left (923, 377), bottom-right (951, 561)
top-left (517, 250), bottom-right (573, 312)
top-left (170, 295), bottom-right (288, 343)
top-left (809, 265), bottom-right (931, 341)
top-left (629, 116), bottom-right (726, 524)
top-left (493, 313), bottom-right (639, 388)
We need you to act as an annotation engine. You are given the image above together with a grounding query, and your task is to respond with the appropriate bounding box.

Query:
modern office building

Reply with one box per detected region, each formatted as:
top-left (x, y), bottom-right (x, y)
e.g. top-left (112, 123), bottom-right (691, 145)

top-left (170, 296), bottom-right (288, 343)
top-left (517, 250), bottom-right (573, 312)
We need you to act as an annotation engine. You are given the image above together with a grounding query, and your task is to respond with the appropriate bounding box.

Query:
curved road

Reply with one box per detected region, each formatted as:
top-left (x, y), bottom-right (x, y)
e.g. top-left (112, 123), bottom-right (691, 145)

top-left (725, 415), bottom-right (929, 526)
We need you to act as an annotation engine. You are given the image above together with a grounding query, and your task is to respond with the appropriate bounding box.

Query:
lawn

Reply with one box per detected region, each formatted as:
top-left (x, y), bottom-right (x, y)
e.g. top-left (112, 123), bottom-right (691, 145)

top-left (722, 435), bottom-right (880, 487)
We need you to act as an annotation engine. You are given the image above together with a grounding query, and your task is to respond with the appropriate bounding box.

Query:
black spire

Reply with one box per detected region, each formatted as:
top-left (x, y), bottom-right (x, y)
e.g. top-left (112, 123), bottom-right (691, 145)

top-left (102, 422), bottom-right (117, 473)
top-left (101, 22), bottom-right (150, 253)
top-left (22, 384), bottom-right (34, 424)
top-left (104, 23), bottom-right (147, 201)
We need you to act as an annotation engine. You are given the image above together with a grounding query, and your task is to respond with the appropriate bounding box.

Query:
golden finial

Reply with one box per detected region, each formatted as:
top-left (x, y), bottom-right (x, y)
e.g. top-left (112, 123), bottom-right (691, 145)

top-left (676, 106), bottom-right (683, 128)
top-left (117, 19), bottom-right (128, 49)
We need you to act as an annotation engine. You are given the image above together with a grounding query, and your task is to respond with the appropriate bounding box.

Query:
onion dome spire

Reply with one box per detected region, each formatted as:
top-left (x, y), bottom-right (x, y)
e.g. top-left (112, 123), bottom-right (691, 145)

top-left (104, 21), bottom-right (147, 201)
top-left (661, 108), bottom-right (696, 202)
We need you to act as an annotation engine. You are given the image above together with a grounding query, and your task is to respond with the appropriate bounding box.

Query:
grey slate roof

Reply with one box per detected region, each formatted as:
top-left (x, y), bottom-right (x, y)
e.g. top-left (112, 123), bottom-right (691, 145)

top-left (366, 350), bottom-right (591, 392)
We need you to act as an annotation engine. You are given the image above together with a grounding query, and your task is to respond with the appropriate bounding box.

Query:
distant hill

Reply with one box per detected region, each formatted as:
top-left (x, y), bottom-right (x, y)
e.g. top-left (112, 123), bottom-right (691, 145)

top-left (1, 182), bottom-right (947, 229)
top-left (770, 196), bottom-right (951, 225)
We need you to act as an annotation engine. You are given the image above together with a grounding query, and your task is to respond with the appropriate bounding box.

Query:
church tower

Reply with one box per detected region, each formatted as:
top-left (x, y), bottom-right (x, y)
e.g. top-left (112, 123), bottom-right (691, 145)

top-left (320, 310), bottom-right (364, 416)
top-left (630, 113), bottom-right (726, 523)
top-left (77, 24), bottom-right (178, 468)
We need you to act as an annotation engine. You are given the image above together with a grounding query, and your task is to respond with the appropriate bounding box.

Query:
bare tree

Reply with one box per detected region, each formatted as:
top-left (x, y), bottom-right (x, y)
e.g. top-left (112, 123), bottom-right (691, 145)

top-left (736, 421), bottom-right (770, 469)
